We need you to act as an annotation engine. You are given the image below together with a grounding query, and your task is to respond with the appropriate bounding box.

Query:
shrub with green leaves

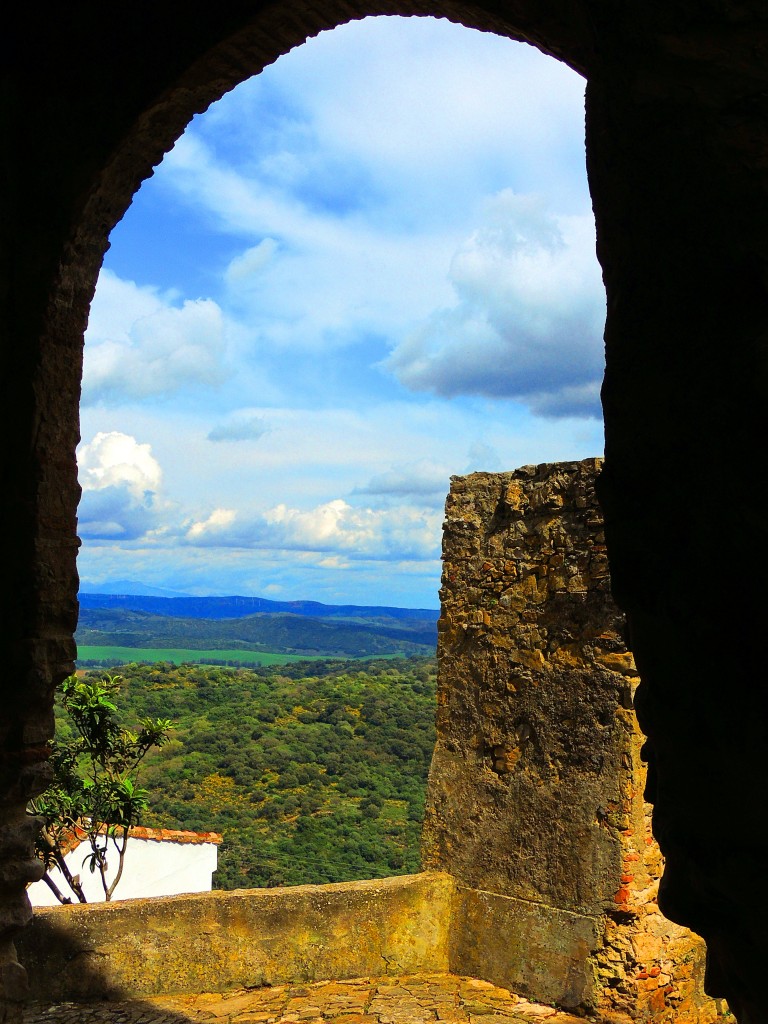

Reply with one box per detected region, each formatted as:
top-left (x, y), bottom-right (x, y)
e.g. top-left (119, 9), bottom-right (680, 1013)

top-left (28, 673), bottom-right (172, 903)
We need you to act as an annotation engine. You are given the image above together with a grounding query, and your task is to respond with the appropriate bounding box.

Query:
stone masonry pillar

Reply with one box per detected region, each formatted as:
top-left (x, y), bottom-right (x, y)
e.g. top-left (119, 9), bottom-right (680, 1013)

top-left (422, 460), bottom-right (722, 1022)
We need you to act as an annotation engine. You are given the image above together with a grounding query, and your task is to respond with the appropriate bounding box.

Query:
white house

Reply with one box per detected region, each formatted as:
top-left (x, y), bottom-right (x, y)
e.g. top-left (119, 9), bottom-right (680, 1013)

top-left (28, 826), bottom-right (222, 906)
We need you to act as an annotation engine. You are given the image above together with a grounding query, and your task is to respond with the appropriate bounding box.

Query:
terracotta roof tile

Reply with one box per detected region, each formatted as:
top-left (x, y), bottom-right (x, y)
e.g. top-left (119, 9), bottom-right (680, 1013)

top-left (128, 827), bottom-right (223, 845)
top-left (55, 824), bottom-right (222, 854)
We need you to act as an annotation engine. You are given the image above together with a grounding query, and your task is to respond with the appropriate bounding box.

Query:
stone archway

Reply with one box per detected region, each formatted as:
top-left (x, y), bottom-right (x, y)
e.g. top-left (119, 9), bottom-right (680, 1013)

top-left (4, 4), bottom-right (768, 1021)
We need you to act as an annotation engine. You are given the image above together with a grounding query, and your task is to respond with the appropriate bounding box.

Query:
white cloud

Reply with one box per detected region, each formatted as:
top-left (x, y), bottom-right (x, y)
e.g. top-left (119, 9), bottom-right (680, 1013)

top-left (82, 271), bottom-right (230, 403)
top-left (194, 18), bottom-right (589, 217)
top-left (78, 432), bottom-right (162, 497)
top-left (183, 498), bottom-right (442, 562)
top-left (387, 191), bottom-right (605, 417)
top-left (225, 238), bottom-right (280, 282)
top-left (186, 507), bottom-right (237, 540)
top-left (150, 19), bottom-right (591, 364)
top-left (77, 432), bottom-right (167, 540)
top-left (163, 132), bottom-right (456, 357)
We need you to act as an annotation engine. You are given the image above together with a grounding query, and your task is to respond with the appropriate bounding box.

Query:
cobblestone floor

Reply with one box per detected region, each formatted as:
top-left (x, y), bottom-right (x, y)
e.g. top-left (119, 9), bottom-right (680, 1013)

top-left (24, 974), bottom-right (587, 1024)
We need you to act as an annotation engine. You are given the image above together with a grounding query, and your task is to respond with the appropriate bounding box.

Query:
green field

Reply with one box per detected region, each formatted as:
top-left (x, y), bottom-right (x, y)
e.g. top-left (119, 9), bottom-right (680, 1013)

top-left (76, 646), bottom-right (332, 666)
top-left (76, 646), bottom-right (406, 667)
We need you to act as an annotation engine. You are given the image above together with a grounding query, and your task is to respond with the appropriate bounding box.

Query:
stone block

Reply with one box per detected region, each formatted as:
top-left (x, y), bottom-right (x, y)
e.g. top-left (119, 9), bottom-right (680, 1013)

top-left (450, 887), bottom-right (601, 1011)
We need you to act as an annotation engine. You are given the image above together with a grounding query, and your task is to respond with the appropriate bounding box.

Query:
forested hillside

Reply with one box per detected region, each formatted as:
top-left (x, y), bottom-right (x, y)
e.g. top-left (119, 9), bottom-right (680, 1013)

top-left (68, 657), bottom-right (437, 889)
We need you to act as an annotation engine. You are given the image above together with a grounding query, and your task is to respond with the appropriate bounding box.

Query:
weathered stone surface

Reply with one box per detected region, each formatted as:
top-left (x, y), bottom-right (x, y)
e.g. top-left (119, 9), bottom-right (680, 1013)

top-left (451, 887), bottom-right (601, 1010)
top-left (16, 874), bottom-right (454, 1002)
top-left (22, 974), bottom-right (586, 1024)
top-left (424, 461), bottom-right (629, 917)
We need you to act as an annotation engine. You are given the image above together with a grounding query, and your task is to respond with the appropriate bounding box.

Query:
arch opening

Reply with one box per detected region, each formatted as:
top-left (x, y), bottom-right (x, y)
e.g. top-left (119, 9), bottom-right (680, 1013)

top-left (67, 16), bottom-right (604, 895)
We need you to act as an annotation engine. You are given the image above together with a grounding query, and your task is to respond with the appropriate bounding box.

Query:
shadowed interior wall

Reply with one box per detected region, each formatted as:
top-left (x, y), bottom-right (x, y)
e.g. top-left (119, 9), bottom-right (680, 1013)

top-left (4, 5), bottom-right (768, 1023)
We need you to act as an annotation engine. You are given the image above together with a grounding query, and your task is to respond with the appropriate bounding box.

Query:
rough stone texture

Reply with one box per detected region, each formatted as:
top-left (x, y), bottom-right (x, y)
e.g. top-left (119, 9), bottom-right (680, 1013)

top-left (16, 874), bottom-right (454, 1002)
top-left (423, 462), bottom-right (722, 1022)
top-left (424, 462), bottom-right (623, 916)
top-left (22, 973), bottom-right (588, 1024)
top-left (5, 4), bottom-right (768, 1021)
top-left (451, 888), bottom-right (602, 1010)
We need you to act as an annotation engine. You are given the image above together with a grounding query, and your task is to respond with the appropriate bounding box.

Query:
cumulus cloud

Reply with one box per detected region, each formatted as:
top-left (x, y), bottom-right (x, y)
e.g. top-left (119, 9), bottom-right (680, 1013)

top-left (82, 270), bottom-right (230, 403)
top-left (207, 413), bottom-right (269, 442)
top-left (387, 191), bottom-right (605, 418)
top-left (186, 508), bottom-right (237, 539)
top-left (183, 498), bottom-right (441, 562)
top-left (77, 432), bottom-right (166, 540)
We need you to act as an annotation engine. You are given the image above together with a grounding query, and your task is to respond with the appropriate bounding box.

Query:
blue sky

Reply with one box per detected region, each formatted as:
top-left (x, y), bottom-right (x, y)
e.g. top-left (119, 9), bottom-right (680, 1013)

top-left (77, 16), bottom-right (605, 608)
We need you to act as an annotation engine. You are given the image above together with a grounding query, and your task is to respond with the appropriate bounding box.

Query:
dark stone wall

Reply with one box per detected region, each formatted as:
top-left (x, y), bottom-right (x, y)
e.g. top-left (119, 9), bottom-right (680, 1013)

top-left (585, 29), bottom-right (768, 1024)
top-left (4, 3), bottom-right (768, 1021)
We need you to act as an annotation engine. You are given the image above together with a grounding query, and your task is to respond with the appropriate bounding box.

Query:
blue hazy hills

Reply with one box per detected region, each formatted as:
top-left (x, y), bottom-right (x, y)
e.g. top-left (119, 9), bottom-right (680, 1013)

top-left (77, 590), bottom-right (439, 659)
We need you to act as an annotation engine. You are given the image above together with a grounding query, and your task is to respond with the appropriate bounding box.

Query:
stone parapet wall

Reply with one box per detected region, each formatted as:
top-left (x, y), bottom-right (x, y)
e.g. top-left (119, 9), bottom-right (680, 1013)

top-left (422, 461), bottom-right (723, 1022)
top-left (18, 873), bottom-right (455, 1002)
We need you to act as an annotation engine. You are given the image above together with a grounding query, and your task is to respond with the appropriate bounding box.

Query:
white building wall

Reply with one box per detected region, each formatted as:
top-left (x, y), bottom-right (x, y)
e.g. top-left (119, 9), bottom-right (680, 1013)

top-left (28, 835), bottom-right (219, 906)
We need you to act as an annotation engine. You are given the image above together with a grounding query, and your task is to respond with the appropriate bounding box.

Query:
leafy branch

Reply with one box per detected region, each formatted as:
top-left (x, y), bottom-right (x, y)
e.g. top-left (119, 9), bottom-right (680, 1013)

top-left (28, 673), bottom-right (172, 903)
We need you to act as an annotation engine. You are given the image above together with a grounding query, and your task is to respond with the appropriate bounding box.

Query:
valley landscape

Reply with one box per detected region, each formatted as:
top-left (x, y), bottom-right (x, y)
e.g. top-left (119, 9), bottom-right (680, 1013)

top-left (71, 590), bottom-right (439, 890)
top-left (76, 592), bottom-right (439, 667)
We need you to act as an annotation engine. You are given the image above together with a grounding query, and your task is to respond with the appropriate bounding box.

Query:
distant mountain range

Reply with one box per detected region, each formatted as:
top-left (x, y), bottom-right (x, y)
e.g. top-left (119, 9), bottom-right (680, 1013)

top-left (78, 591), bottom-right (439, 621)
top-left (76, 591), bottom-right (439, 660)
